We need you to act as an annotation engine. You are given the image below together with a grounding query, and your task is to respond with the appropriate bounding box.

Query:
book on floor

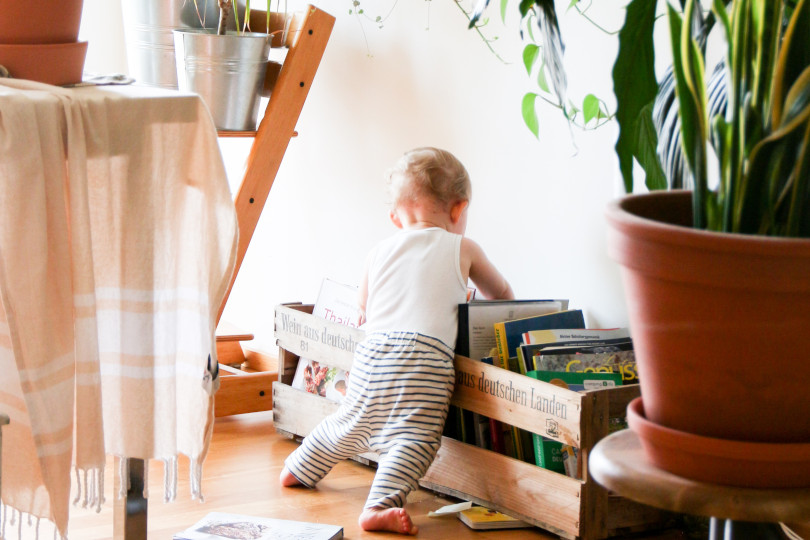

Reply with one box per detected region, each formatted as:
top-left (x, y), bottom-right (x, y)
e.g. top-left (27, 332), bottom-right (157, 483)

top-left (173, 512), bottom-right (343, 540)
top-left (458, 506), bottom-right (530, 530)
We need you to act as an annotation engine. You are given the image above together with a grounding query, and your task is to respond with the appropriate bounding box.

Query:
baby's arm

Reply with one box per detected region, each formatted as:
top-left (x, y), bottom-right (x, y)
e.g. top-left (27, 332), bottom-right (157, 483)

top-left (461, 237), bottom-right (514, 300)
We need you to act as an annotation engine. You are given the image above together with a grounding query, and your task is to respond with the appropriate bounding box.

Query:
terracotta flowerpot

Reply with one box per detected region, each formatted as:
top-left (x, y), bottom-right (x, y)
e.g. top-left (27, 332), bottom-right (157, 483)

top-left (605, 191), bottom-right (810, 445)
top-left (627, 397), bottom-right (810, 488)
top-left (0, 0), bottom-right (85, 44)
top-left (0, 42), bottom-right (87, 86)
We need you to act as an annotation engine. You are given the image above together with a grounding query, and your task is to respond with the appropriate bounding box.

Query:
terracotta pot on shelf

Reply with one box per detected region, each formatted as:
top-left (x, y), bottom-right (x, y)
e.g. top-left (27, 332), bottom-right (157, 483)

top-left (605, 190), bottom-right (810, 486)
top-left (0, 0), bottom-right (86, 86)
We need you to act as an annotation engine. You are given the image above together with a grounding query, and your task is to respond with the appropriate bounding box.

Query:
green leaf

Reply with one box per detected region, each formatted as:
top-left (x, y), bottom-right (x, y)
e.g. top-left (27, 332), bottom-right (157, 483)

top-left (519, 0), bottom-right (534, 18)
top-left (634, 102), bottom-right (668, 191)
top-left (537, 60), bottom-right (550, 92)
top-left (583, 94), bottom-right (600, 124)
top-left (500, 0), bottom-right (509, 22)
top-left (568, 0), bottom-right (579, 10)
top-left (523, 44), bottom-right (540, 76)
top-left (773, 0), bottom-right (810, 127)
top-left (522, 93), bottom-right (541, 138)
top-left (612, 0), bottom-right (659, 193)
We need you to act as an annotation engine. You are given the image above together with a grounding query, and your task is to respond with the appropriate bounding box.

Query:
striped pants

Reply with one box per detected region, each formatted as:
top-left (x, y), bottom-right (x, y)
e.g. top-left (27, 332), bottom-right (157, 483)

top-left (284, 331), bottom-right (455, 509)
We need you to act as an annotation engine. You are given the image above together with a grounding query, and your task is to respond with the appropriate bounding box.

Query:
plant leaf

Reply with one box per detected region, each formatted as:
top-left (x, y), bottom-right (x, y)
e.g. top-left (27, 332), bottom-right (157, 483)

top-left (612, 0), bottom-right (659, 193)
top-left (522, 92), bottom-right (541, 138)
top-left (500, 0), bottom-right (509, 22)
top-left (583, 94), bottom-right (600, 124)
top-left (523, 44), bottom-right (540, 76)
top-left (635, 101), bottom-right (668, 191)
top-left (772, 0), bottom-right (810, 126)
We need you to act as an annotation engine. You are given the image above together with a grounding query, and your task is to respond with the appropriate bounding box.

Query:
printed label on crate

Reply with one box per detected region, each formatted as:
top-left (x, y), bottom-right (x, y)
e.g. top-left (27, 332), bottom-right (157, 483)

top-left (275, 305), bottom-right (364, 371)
top-left (451, 355), bottom-right (583, 445)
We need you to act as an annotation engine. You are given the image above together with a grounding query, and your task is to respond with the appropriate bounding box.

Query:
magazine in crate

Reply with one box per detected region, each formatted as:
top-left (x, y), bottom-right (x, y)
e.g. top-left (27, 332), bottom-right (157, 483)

top-left (290, 278), bottom-right (360, 402)
top-left (173, 512), bottom-right (343, 540)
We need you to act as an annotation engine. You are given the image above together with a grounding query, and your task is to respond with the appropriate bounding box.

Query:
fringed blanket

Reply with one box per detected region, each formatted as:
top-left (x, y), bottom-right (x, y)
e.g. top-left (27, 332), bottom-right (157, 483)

top-left (0, 79), bottom-right (238, 538)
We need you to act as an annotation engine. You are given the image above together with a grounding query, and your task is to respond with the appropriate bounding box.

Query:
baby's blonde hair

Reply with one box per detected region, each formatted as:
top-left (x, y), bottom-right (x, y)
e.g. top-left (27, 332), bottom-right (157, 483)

top-left (386, 147), bottom-right (471, 210)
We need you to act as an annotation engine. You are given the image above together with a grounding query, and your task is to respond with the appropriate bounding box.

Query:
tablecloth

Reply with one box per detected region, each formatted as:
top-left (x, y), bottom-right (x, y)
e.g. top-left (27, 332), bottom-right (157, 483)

top-left (0, 78), bottom-right (238, 538)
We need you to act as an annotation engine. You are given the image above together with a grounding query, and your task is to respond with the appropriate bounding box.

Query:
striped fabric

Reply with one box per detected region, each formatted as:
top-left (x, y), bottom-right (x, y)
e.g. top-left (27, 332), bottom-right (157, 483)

top-left (285, 332), bottom-right (455, 509)
top-left (0, 79), bottom-right (237, 538)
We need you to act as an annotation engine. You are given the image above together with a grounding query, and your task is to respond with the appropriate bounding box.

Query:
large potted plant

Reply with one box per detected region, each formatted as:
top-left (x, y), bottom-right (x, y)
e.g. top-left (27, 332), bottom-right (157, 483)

top-left (0, 0), bottom-right (87, 86)
top-left (173, 1), bottom-right (289, 131)
top-left (471, 0), bottom-right (810, 488)
top-left (604, 0), bottom-right (810, 489)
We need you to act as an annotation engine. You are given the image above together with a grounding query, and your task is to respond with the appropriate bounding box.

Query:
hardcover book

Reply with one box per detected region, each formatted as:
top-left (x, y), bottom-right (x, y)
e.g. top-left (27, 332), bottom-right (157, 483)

top-left (527, 370), bottom-right (623, 477)
top-left (173, 512), bottom-right (343, 540)
top-left (458, 506), bottom-right (530, 530)
top-left (456, 299), bottom-right (568, 361)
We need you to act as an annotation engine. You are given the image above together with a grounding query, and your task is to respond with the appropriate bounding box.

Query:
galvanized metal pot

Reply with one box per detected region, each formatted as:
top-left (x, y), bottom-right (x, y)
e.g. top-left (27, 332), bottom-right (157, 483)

top-left (173, 29), bottom-right (271, 131)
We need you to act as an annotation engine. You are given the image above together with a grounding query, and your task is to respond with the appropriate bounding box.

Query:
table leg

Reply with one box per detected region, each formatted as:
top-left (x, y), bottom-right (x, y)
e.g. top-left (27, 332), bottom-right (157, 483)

top-left (709, 518), bottom-right (787, 540)
top-left (114, 458), bottom-right (148, 540)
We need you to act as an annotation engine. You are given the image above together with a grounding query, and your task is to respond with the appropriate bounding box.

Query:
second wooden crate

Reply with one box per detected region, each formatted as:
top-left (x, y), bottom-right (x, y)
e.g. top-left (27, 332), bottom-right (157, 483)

top-left (272, 303), bottom-right (670, 540)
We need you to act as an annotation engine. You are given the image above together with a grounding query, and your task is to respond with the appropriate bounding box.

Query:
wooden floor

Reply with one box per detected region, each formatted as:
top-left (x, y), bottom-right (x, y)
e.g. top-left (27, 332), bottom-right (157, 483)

top-left (55, 411), bottom-right (690, 540)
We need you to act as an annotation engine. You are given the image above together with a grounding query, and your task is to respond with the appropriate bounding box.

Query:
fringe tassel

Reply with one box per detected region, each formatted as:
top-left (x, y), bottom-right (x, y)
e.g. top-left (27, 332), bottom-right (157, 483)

top-left (71, 468), bottom-right (82, 506)
top-left (1, 501), bottom-right (5, 538)
top-left (190, 457), bottom-right (204, 503)
top-left (117, 457), bottom-right (129, 500)
top-left (163, 457), bottom-right (178, 503)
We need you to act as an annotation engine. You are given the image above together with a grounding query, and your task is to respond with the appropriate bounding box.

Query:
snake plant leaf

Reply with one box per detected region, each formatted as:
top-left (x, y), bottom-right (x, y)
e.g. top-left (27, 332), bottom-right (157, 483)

top-left (469, 0), bottom-right (490, 28)
top-left (653, 67), bottom-right (688, 189)
top-left (634, 102), bottom-right (668, 191)
top-left (669, 1), bottom-right (709, 227)
top-left (613, 0), bottom-right (658, 193)
top-left (772, 0), bottom-right (810, 126)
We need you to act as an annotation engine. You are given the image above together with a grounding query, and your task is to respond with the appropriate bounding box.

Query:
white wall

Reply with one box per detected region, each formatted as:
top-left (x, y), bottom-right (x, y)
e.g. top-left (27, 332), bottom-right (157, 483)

top-left (80, 1), bottom-right (633, 352)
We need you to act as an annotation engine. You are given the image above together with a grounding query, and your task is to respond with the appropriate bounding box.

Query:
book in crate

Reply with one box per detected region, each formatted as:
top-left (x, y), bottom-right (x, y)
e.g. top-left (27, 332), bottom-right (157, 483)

top-left (290, 278), bottom-right (359, 402)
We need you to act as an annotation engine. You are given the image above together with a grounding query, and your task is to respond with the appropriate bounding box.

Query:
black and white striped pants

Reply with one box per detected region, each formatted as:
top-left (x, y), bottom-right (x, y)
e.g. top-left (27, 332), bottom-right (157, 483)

top-left (284, 331), bottom-right (455, 509)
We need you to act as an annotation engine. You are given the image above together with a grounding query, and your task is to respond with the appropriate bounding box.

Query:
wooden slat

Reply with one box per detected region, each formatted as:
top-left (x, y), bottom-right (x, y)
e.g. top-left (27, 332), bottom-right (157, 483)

top-left (217, 6), bottom-right (336, 323)
top-left (243, 348), bottom-right (277, 372)
top-left (274, 303), bottom-right (361, 371)
top-left (421, 437), bottom-right (583, 539)
top-left (215, 371), bottom-right (276, 417)
top-left (452, 354), bottom-right (584, 447)
top-left (216, 340), bottom-right (246, 367)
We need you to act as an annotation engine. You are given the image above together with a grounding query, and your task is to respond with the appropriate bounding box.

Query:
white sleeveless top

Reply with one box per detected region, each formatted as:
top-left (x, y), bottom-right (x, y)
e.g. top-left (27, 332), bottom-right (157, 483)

top-left (364, 227), bottom-right (468, 347)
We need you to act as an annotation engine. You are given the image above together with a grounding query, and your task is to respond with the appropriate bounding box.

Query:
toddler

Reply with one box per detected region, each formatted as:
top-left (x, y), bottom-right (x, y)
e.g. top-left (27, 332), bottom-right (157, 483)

top-left (280, 147), bottom-right (514, 534)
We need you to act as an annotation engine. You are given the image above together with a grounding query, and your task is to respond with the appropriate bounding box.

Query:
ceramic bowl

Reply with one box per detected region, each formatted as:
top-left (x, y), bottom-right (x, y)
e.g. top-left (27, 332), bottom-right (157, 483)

top-left (627, 396), bottom-right (810, 488)
top-left (0, 41), bottom-right (87, 86)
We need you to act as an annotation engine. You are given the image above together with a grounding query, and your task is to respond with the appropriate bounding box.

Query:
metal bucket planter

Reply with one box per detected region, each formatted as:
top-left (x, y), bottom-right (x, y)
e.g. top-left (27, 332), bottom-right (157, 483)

top-left (121, 0), bottom-right (242, 89)
top-left (173, 29), bottom-right (271, 131)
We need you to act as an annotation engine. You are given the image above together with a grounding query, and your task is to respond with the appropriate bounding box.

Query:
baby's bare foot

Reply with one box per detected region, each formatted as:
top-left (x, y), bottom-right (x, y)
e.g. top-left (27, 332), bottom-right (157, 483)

top-left (279, 467), bottom-right (303, 487)
top-left (359, 507), bottom-right (418, 535)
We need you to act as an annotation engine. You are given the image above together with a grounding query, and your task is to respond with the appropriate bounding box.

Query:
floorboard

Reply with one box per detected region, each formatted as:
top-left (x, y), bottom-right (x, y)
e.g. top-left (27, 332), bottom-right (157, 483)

top-left (32, 411), bottom-right (689, 539)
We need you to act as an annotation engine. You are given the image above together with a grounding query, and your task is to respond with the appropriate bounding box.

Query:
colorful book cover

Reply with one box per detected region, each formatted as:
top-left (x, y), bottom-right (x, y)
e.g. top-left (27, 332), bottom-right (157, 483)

top-left (456, 299), bottom-right (568, 361)
top-left (458, 506), bottom-right (530, 530)
top-left (531, 349), bottom-right (638, 384)
top-left (493, 309), bottom-right (586, 371)
top-left (291, 278), bottom-right (359, 402)
top-left (527, 370), bottom-right (623, 477)
top-left (173, 512), bottom-right (343, 540)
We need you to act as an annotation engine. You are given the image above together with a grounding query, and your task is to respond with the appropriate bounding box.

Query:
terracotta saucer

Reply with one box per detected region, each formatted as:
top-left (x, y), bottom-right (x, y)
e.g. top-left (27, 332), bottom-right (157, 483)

top-left (0, 41), bottom-right (87, 86)
top-left (627, 396), bottom-right (810, 489)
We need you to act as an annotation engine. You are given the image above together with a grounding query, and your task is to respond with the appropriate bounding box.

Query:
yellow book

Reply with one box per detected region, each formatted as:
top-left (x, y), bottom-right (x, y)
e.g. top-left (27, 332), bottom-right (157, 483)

top-left (458, 506), bottom-right (530, 530)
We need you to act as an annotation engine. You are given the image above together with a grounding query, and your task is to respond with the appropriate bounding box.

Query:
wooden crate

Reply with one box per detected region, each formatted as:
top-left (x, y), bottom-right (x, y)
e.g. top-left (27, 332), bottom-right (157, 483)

top-left (272, 303), bottom-right (671, 540)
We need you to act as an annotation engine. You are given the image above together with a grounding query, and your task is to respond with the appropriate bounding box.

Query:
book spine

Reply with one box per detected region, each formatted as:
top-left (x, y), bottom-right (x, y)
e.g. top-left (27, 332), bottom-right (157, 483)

top-left (493, 322), bottom-right (509, 371)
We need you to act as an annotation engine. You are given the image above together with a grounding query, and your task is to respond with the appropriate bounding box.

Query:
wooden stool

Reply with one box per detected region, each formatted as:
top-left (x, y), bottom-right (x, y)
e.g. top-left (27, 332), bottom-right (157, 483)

top-left (589, 429), bottom-right (810, 540)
